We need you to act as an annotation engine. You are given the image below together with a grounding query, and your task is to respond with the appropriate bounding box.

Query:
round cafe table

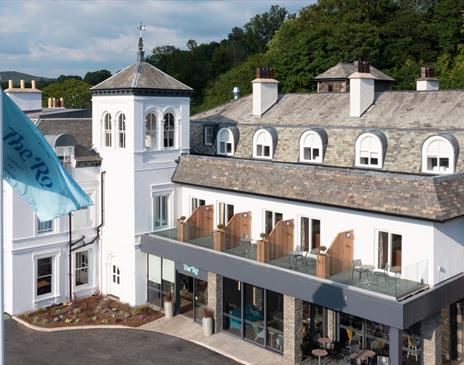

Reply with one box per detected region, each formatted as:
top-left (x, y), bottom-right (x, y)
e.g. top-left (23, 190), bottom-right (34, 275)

top-left (312, 349), bottom-right (328, 365)
top-left (350, 349), bottom-right (376, 363)
top-left (317, 337), bottom-right (332, 349)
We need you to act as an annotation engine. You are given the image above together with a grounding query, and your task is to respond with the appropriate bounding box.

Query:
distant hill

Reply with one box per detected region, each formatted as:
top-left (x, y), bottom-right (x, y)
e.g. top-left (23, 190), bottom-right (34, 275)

top-left (0, 71), bottom-right (54, 83)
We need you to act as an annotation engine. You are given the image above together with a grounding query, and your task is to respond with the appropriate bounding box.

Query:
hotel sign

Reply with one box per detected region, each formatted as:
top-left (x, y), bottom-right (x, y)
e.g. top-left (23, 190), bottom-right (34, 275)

top-left (176, 262), bottom-right (207, 280)
top-left (183, 264), bottom-right (199, 276)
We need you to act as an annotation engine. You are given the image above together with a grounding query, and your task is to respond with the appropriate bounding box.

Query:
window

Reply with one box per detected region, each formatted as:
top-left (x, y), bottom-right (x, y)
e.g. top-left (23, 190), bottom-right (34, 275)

top-left (163, 113), bottom-right (175, 148)
top-left (265, 210), bottom-right (283, 235)
top-left (377, 231), bottom-right (402, 271)
top-left (204, 126), bottom-right (213, 145)
top-left (355, 132), bottom-right (383, 168)
top-left (103, 113), bottom-right (112, 147)
top-left (145, 112), bottom-right (158, 149)
top-left (117, 113), bottom-right (126, 148)
top-left (37, 218), bottom-right (53, 234)
top-left (253, 129), bottom-right (273, 159)
top-left (300, 131), bottom-right (323, 163)
top-left (36, 257), bottom-right (53, 296)
top-left (55, 146), bottom-right (75, 170)
top-left (422, 136), bottom-right (455, 174)
top-left (300, 217), bottom-right (320, 251)
top-left (154, 194), bottom-right (169, 229)
top-left (75, 251), bottom-right (89, 286)
top-left (218, 202), bottom-right (234, 226)
top-left (191, 198), bottom-right (206, 214)
top-left (217, 128), bottom-right (234, 156)
top-left (112, 265), bottom-right (120, 284)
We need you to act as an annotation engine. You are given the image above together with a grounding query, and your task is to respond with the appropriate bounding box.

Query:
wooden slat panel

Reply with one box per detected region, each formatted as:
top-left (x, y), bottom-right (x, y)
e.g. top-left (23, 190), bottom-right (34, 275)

top-left (325, 230), bottom-right (354, 276)
top-left (185, 204), bottom-right (214, 240)
top-left (225, 212), bottom-right (251, 249)
top-left (268, 219), bottom-right (294, 260)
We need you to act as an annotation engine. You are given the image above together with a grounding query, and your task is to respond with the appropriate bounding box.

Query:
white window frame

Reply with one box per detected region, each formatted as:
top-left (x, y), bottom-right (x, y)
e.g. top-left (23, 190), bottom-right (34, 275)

top-left (253, 129), bottom-right (273, 160)
top-left (74, 249), bottom-right (90, 288)
top-left (355, 132), bottom-right (383, 168)
top-left (55, 146), bottom-right (75, 169)
top-left (216, 128), bottom-right (234, 156)
top-left (300, 131), bottom-right (323, 163)
top-left (153, 191), bottom-right (172, 231)
top-left (145, 112), bottom-right (159, 150)
top-left (375, 229), bottom-right (403, 270)
top-left (204, 126), bottom-right (214, 146)
top-left (422, 136), bottom-right (455, 174)
top-left (163, 112), bottom-right (176, 149)
top-left (191, 197), bottom-right (206, 214)
top-left (117, 113), bottom-right (126, 148)
top-left (263, 209), bottom-right (283, 235)
top-left (217, 201), bottom-right (235, 226)
top-left (36, 217), bottom-right (54, 235)
top-left (34, 253), bottom-right (58, 300)
top-left (102, 112), bottom-right (112, 148)
top-left (298, 215), bottom-right (321, 252)
top-left (112, 264), bottom-right (121, 285)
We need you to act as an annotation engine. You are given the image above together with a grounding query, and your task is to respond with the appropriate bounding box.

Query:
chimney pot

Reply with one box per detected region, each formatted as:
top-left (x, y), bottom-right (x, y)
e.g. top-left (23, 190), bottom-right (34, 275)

top-left (357, 60), bottom-right (370, 74)
top-left (256, 67), bottom-right (273, 79)
top-left (31, 80), bottom-right (36, 89)
top-left (48, 98), bottom-right (52, 108)
top-left (52, 98), bottom-right (56, 108)
top-left (20, 80), bottom-right (25, 89)
top-left (252, 67), bottom-right (279, 116)
top-left (417, 66), bottom-right (439, 91)
top-left (8, 80), bottom-right (13, 89)
top-left (60, 97), bottom-right (64, 108)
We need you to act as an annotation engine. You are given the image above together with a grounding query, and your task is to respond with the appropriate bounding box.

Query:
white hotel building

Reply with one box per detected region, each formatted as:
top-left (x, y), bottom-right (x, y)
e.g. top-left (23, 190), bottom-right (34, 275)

top-left (4, 40), bottom-right (464, 364)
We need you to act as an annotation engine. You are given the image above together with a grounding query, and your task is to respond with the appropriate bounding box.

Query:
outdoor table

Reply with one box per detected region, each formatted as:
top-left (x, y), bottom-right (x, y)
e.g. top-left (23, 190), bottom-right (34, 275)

top-left (287, 251), bottom-right (303, 266)
top-left (350, 349), bottom-right (376, 363)
top-left (317, 337), bottom-right (332, 349)
top-left (312, 348), bottom-right (328, 365)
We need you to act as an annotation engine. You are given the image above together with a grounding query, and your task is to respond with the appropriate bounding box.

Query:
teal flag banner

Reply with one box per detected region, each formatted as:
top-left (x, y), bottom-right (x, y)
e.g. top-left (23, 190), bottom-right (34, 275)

top-left (2, 90), bottom-right (93, 221)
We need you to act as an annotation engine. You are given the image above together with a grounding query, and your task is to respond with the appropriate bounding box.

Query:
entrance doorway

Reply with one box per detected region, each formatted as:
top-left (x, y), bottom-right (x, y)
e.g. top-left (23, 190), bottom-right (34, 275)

top-left (177, 273), bottom-right (208, 323)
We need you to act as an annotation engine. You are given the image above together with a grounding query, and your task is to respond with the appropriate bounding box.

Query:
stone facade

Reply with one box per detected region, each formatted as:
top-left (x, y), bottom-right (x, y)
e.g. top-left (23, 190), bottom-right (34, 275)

top-left (191, 121), bottom-right (464, 175)
top-left (207, 272), bottom-right (222, 333)
top-left (421, 312), bottom-right (443, 365)
top-left (283, 295), bottom-right (304, 364)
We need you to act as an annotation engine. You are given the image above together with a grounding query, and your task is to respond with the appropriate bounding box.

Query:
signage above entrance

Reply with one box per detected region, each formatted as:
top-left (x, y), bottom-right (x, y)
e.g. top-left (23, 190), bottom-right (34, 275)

top-left (176, 262), bottom-right (207, 280)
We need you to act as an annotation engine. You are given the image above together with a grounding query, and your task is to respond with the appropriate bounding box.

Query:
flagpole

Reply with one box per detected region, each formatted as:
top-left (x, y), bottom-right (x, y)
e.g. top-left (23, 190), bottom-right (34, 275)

top-left (0, 86), bottom-right (5, 365)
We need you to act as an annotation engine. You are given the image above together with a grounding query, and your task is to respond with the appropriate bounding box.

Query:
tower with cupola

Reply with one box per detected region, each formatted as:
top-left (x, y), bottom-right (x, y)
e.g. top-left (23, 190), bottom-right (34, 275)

top-left (91, 25), bottom-right (192, 305)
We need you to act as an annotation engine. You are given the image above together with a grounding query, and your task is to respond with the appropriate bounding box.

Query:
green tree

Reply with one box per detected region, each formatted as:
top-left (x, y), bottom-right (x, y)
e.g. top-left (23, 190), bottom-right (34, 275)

top-left (84, 69), bottom-right (112, 85)
top-left (42, 79), bottom-right (92, 109)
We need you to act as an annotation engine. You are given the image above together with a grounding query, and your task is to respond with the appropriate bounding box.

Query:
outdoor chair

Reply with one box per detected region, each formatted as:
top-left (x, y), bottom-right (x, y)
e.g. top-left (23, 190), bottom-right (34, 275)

top-left (374, 263), bottom-right (392, 285)
top-left (407, 335), bottom-right (419, 361)
top-left (351, 259), bottom-right (369, 280)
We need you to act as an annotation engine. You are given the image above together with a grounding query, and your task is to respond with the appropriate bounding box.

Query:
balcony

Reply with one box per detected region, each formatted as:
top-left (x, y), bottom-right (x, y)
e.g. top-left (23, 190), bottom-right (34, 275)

top-left (150, 207), bottom-right (428, 301)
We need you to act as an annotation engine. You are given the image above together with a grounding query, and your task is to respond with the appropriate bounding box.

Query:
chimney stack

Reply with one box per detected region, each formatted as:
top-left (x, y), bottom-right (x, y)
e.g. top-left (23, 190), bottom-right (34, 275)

top-left (252, 67), bottom-right (279, 117)
top-left (8, 80), bottom-right (13, 90)
top-left (31, 80), bottom-right (36, 89)
top-left (20, 80), bottom-right (25, 89)
top-left (349, 61), bottom-right (375, 117)
top-left (416, 67), bottom-right (439, 91)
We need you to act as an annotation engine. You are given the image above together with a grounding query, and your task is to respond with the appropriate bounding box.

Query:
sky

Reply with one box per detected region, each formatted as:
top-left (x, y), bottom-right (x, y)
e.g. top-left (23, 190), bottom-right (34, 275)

top-left (0, 0), bottom-right (313, 78)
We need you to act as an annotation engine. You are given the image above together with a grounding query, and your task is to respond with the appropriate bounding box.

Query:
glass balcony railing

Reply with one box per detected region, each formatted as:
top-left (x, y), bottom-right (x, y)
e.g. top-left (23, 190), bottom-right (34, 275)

top-left (149, 226), bottom-right (429, 300)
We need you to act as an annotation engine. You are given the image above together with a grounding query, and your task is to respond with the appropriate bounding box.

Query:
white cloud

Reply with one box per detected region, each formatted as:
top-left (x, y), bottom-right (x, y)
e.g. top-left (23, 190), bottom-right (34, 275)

top-left (0, 0), bottom-right (313, 77)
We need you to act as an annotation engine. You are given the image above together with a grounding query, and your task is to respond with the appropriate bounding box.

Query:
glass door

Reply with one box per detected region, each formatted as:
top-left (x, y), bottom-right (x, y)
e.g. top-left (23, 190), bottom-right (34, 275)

top-left (194, 279), bottom-right (208, 323)
top-left (178, 273), bottom-right (194, 317)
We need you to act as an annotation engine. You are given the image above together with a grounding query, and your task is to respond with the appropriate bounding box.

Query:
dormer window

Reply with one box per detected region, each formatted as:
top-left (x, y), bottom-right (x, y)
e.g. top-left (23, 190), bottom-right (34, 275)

top-left (217, 128), bottom-right (234, 156)
top-left (55, 146), bottom-right (75, 170)
top-left (103, 113), bottom-right (112, 147)
top-left (355, 132), bottom-right (385, 168)
top-left (145, 112), bottom-right (158, 150)
top-left (422, 136), bottom-right (457, 174)
top-left (117, 113), bottom-right (126, 148)
top-left (300, 130), bottom-right (324, 163)
top-left (253, 129), bottom-right (274, 159)
top-left (163, 113), bottom-right (175, 148)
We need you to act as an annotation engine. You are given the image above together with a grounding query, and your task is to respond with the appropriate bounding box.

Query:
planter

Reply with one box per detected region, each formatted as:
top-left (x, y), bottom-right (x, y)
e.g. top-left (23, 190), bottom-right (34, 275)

top-left (164, 301), bottom-right (174, 319)
top-left (202, 316), bottom-right (213, 336)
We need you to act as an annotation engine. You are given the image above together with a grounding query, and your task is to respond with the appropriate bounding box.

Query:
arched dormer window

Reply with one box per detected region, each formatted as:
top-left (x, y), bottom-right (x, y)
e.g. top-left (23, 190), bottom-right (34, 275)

top-left (117, 113), bottom-right (126, 148)
top-left (300, 129), bottom-right (326, 163)
top-left (355, 131), bottom-right (386, 168)
top-left (422, 135), bottom-right (457, 174)
top-left (145, 112), bottom-right (158, 150)
top-left (163, 112), bottom-right (175, 148)
top-left (103, 113), bottom-right (112, 147)
top-left (217, 128), bottom-right (234, 156)
top-left (253, 128), bottom-right (275, 159)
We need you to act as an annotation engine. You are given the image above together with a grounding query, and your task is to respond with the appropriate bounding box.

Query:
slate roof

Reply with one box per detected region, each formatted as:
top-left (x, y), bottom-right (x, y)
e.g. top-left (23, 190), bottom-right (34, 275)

top-left (91, 62), bottom-right (193, 91)
top-left (191, 90), bottom-right (464, 130)
top-left (313, 62), bottom-right (395, 81)
top-left (173, 154), bottom-right (464, 222)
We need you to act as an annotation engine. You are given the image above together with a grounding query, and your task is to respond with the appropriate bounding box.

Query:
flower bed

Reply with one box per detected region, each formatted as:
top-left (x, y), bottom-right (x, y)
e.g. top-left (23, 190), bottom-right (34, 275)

top-left (19, 294), bottom-right (163, 328)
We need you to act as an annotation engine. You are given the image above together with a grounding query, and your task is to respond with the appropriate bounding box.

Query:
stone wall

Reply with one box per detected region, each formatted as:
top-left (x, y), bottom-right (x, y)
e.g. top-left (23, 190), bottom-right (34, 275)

top-left (421, 311), bottom-right (443, 365)
top-left (283, 295), bottom-right (304, 364)
top-left (207, 272), bottom-right (222, 333)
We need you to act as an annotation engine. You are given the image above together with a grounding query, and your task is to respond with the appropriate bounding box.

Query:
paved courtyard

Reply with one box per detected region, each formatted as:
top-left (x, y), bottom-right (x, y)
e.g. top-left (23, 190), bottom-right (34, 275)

top-left (5, 318), bottom-right (239, 365)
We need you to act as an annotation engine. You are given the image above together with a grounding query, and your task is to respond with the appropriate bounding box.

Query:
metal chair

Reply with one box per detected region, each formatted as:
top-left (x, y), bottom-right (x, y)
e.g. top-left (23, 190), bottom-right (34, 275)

top-left (374, 263), bottom-right (392, 284)
top-left (352, 259), bottom-right (368, 280)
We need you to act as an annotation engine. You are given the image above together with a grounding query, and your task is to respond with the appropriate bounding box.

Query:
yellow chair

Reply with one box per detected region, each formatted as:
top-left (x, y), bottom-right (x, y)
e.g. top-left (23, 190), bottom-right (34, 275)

top-left (407, 335), bottom-right (419, 361)
top-left (346, 328), bottom-right (360, 347)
